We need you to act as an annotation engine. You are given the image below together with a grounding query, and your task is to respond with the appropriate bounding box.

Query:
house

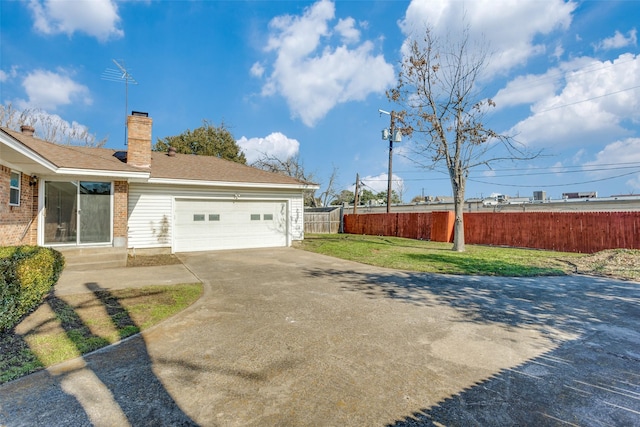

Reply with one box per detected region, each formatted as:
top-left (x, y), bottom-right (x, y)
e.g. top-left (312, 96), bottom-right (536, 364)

top-left (0, 113), bottom-right (317, 255)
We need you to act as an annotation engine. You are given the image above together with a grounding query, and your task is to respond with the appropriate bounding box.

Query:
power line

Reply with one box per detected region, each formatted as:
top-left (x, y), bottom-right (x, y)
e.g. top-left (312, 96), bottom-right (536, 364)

top-left (469, 169), bottom-right (640, 188)
top-left (367, 165), bottom-right (640, 181)
top-left (536, 85), bottom-right (640, 114)
top-left (471, 165), bottom-right (640, 178)
top-left (395, 161), bottom-right (640, 174)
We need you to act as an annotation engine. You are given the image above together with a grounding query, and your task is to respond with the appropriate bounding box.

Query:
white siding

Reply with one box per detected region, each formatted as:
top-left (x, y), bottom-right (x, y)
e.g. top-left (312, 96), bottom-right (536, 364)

top-left (128, 185), bottom-right (173, 248)
top-left (128, 183), bottom-right (305, 250)
top-left (290, 196), bottom-right (305, 241)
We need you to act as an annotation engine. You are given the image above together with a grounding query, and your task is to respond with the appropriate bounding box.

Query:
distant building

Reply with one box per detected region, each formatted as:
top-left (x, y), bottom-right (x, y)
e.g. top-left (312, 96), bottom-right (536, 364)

top-left (562, 191), bottom-right (597, 199)
top-left (533, 191), bottom-right (546, 201)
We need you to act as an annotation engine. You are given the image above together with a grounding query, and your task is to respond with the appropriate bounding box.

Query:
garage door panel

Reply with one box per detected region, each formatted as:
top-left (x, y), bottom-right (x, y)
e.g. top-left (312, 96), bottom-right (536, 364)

top-left (174, 199), bottom-right (287, 252)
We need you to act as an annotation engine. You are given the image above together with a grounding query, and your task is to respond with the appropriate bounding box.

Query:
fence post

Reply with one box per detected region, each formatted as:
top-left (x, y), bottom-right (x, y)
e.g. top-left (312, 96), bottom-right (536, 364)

top-left (431, 211), bottom-right (455, 242)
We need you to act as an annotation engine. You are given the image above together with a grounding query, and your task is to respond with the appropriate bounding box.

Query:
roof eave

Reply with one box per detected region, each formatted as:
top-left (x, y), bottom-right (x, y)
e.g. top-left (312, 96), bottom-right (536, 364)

top-left (56, 168), bottom-right (151, 179)
top-left (147, 177), bottom-right (319, 190)
top-left (0, 130), bottom-right (58, 172)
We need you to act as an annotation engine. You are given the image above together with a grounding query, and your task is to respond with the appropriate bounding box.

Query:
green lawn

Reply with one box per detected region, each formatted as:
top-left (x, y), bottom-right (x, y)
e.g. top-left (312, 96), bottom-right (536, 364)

top-left (298, 234), bottom-right (584, 276)
top-left (0, 283), bottom-right (202, 384)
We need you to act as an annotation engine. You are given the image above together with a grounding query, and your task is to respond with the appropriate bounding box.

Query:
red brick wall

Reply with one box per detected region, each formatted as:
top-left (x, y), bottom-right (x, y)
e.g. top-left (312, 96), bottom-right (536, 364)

top-left (0, 165), bottom-right (38, 246)
top-left (113, 180), bottom-right (128, 242)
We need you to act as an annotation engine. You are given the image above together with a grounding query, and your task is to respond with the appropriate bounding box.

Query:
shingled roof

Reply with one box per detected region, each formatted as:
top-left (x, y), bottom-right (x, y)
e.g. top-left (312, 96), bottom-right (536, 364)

top-left (1, 127), bottom-right (141, 173)
top-left (148, 150), bottom-right (310, 185)
top-left (1, 127), bottom-right (314, 188)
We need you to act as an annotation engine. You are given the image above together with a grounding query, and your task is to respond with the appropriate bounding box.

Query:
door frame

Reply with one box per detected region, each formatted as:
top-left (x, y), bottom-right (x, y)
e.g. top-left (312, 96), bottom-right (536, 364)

top-left (39, 179), bottom-right (114, 247)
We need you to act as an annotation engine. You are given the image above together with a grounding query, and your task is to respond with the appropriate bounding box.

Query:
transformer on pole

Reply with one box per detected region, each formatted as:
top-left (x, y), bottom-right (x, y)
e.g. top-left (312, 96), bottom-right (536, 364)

top-left (379, 109), bottom-right (401, 212)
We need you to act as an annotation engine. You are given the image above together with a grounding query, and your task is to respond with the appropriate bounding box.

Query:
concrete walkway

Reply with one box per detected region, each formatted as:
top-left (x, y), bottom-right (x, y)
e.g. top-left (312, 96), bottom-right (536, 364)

top-left (54, 263), bottom-right (201, 295)
top-left (1, 248), bottom-right (639, 426)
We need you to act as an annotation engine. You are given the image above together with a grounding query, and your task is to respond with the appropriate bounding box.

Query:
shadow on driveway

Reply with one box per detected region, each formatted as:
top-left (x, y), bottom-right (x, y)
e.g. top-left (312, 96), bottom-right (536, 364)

top-left (305, 266), bottom-right (640, 426)
top-left (0, 282), bottom-right (196, 427)
top-left (3, 248), bottom-right (639, 426)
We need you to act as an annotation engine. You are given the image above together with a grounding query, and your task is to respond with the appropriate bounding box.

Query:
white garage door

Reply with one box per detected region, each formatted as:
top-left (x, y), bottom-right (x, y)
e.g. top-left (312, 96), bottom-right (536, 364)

top-left (174, 199), bottom-right (288, 252)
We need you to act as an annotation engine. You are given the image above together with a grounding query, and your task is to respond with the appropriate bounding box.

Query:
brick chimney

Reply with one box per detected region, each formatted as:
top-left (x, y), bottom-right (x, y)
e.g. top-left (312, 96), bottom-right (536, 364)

top-left (127, 112), bottom-right (152, 169)
top-left (20, 125), bottom-right (35, 136)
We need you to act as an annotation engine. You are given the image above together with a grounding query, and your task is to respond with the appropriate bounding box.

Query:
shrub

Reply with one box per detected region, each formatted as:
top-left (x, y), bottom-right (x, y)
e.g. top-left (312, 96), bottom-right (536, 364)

top-left (0, 246), bottom-right (65, 332)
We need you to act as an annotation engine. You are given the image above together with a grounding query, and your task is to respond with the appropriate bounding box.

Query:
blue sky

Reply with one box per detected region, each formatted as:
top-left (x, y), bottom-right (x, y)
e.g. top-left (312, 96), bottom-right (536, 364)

top-left (1, 0), bottom-right (639, 202)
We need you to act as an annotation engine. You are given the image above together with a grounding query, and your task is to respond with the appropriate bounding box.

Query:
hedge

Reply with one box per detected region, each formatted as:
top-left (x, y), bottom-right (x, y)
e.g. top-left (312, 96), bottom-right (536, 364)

top-left (0, 246), bottom-right (65, 332)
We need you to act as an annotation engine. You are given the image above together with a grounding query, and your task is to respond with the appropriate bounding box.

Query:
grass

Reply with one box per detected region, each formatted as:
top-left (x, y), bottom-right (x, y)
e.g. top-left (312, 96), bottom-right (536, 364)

top-left (0, 283), bottom-right (202, 384)
top-left (298, 234), bottom-right (584, 276)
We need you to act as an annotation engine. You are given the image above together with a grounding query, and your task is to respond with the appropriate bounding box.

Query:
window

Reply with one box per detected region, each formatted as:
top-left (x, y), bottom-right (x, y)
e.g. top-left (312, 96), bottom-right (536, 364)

top-left (9, 171), bottom-right (20, 206)
top-left (250, 214), bottom-right (261, 221)
top-left (263, 214), bottom-right (273, 221)
top-left (193, 214), bottom-right (205, 221)
top-left (209, 214), bottom-right (220, 221)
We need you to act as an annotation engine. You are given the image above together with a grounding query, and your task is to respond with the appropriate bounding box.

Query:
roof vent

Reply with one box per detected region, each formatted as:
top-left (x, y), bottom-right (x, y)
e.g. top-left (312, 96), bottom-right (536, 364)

top-left (168, 146), bottom-right (177, 157)
top-left (20, 125), bottom-right (35, 136)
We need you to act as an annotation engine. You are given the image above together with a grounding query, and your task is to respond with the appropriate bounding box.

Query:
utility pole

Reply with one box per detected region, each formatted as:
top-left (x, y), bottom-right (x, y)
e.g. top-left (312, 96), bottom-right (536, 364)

top-left (387, 111), bottom-right (394, 213)
top-left (353, 173), bottom-right (360, 215)
top-left (379, 109), bottom-right (401, 213)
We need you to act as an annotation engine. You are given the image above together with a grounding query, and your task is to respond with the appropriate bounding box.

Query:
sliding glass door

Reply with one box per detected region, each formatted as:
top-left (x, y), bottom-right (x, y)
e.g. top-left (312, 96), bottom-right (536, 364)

top-left (44, 181), bottom-right (112, 245)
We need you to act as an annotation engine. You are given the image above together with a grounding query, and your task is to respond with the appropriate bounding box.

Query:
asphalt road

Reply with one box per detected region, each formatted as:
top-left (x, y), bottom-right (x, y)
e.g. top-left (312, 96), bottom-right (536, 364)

top-left (1, 248), bottom-right (639, 426)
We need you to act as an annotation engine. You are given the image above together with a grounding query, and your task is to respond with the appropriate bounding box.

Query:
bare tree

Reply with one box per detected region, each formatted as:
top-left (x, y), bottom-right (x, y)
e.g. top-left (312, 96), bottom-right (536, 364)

top-left (317, 165), bottom-right (339, 207)
top-left (0, 102), bottom-right (30, 129)
top-left (252, 153), bottom-right (319, 206)
top-left (388, 27), bottom-right (537, 251)
top-left (0, 102), bottom-right (107, 147)
top-left (394, 179), bottom-right (407, 204)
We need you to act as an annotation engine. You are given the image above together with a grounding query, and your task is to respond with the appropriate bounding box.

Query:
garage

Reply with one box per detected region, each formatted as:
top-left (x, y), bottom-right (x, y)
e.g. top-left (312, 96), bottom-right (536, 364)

top-left (173, 198), bottom-right (288, 252)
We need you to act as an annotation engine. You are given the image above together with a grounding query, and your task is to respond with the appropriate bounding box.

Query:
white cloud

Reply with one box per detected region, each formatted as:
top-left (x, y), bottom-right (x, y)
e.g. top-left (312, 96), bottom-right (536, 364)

top-left (494, 56), bottom-right (605, 110)
top-left (0, 66), bottom-right (19, 83)
top-left (552, 44), bottom-right (565, 60)
top-left (625, 176), bottom-right (640, 190)
top-left (571, 149), bottom-right (585, 165)
top-left (583, 138), bottom-right (640, 189)
top-left (28, 0), bottom-right (123, 41)
top-left (335, 17), bottom-right (360, 44)
top-left (256, 0), bottom-right (395, 127)
top-left (507, 53), bottom-right (640, 147)
top-left (494, 72), bottom-right (560, 109)
top-left (400, 0), bottom-right (577, 75)
top-left (585, 138), bottom-right (640, 169)
top-left (237, 132), bottom-right (300, 164)
top-left (250, 62), bottom-right (265, 78)
top-left (595, 29), bottom-right (637, 51)
top-left (18, 69), bottom-right (92, 111)
top-left (361, 173), bottom-right (404, 194)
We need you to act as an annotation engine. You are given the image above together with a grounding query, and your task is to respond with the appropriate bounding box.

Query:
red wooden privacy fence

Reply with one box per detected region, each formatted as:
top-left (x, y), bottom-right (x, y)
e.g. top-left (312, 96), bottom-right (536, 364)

top-left (343, 213), bottom-right (433, 240)
top-left (343, 211), bottom-right (640, 253)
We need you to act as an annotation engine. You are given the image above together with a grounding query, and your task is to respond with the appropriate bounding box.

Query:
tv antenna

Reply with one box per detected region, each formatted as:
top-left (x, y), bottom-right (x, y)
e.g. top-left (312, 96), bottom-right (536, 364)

top-left (102, 59), bottom-right (138, 145)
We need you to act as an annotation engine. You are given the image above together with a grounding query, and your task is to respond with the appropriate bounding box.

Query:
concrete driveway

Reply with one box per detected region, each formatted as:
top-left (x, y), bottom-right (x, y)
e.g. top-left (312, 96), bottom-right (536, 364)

top-left (1, 247), bottom-right (639, 426)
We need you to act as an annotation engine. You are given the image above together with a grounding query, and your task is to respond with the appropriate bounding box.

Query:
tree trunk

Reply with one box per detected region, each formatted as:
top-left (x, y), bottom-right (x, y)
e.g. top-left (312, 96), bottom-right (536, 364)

top-left (451, 175), bottom-right (466, 252)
